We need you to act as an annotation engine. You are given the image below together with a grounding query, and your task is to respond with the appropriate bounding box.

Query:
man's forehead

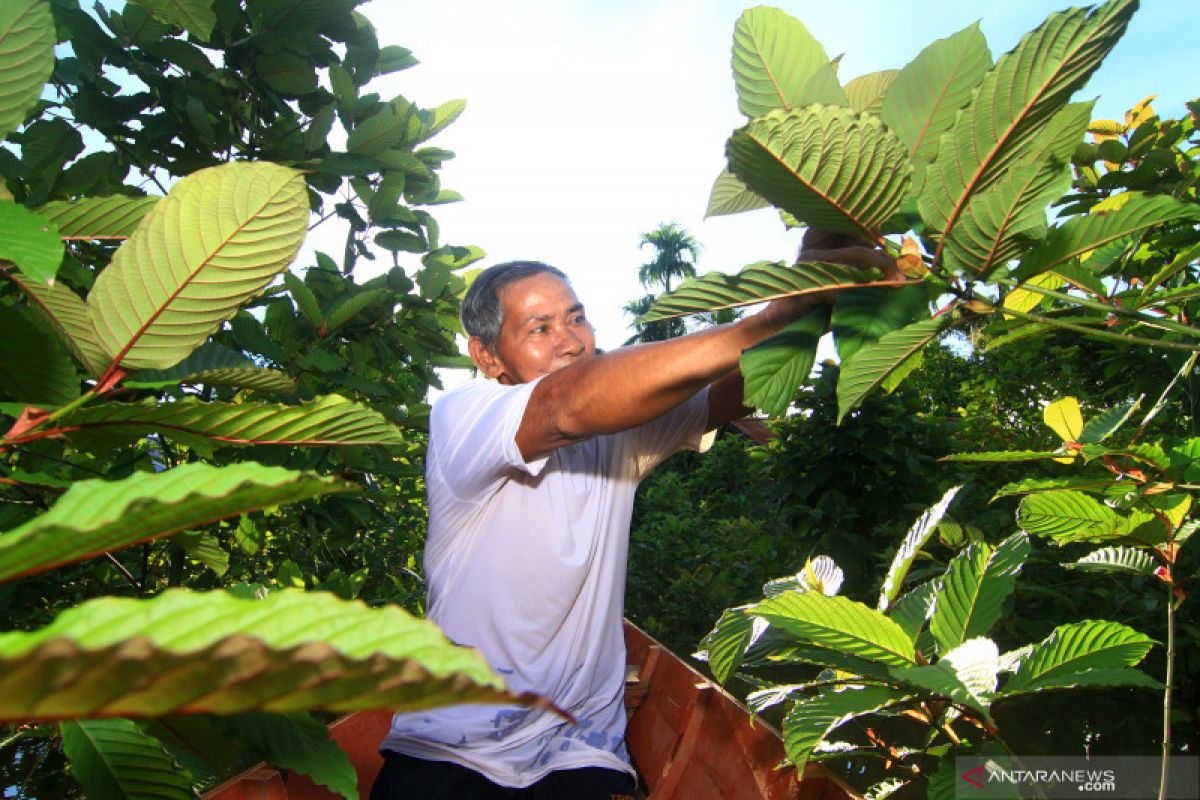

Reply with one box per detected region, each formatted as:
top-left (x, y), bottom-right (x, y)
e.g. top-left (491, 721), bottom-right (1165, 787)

top-left (500, 273), bottom-right (581, 310)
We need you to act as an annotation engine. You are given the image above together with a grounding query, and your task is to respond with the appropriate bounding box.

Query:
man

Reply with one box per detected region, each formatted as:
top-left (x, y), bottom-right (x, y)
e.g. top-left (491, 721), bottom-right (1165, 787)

top-left (373, 235), bottom-right (896, 798)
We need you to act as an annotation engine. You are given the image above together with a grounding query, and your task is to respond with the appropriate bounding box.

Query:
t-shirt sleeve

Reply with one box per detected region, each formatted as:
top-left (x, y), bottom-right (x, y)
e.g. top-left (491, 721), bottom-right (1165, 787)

top-left (429, 378), bottom-right (550, 500)
top-left (625, 386), bottom-right (712, 481)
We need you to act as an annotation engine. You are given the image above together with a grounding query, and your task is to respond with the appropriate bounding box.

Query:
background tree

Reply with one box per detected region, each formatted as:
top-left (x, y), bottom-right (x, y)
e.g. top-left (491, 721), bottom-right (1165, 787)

top-left (623, 221), bottom-right (700, 344)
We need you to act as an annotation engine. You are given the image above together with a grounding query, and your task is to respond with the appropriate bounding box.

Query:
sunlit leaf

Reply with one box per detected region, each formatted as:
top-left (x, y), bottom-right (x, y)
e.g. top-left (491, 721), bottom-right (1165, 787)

top-left (700, 606), bottom-right (755, 685)
top-left (843, 69), bottom-right (899, 116)
top-left (878, 486), bottom-right (961, 611)
top-left (0, 462), bottom-right (351, 583)
top-left (0, 0), bottom-right (56, 140)
top-left (880, 22), bottom-right (991, 163)
top-left (764, 555), bottom-right (844, 598)
top-left (0, 589), bottom-right (529, 721)
top-left (756, 591), bottom-right (916, 666)
top-left (942, 449), bottom-right (1066, 463)
top-left (642, 259), bottom-right (882, 322)
top-left (88, 162), bottom-right (309, 372)
top-left (1080, 399), bottom-right (1140, 444)
top-left (728, 106), bottom-right (912, 239)
top-left (890, 581), bottom-right (938, 642)
top-left (1066, 546), bottom-right (1156, 575)
top-left (3, 270), bottom-right (109, 377)
top-left (892, 637), bottom-right (999, 715)
top-left (1044, 397), bottom-right (1084, 443)
top-left (1002, 272), bottom-right (1065, 314)
top-left (782, 687), bottom-right (910, 772)
top-left (731, 6), bottom-right (846, 118)
top-left (1003, 619), bottom-right (1155, 694)
top-left (704, 167), bottom-right (771, 218)
top-left (1017, 490), bottom-right (1128, 544)
top-left (930, 533), bottom-right (1029, 653)
top-left (37, 195), bottom-right (160, 240)
top-left (992, 475), bottom-right (1114, 499)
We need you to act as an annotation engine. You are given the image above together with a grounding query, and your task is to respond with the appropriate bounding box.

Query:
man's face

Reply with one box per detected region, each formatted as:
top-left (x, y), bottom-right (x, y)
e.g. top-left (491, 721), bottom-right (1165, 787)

top-left (472, 272), bottom-right (595, 385)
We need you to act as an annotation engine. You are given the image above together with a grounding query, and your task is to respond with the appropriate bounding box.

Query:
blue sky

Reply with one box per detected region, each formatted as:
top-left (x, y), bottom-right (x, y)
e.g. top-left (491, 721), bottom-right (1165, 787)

top-left (341, 0), bottom-right (1194, 351)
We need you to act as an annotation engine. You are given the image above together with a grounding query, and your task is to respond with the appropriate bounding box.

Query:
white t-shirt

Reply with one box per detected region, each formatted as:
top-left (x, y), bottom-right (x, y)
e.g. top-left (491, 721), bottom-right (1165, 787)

top-left (381, 376), bottom-right (710, 787)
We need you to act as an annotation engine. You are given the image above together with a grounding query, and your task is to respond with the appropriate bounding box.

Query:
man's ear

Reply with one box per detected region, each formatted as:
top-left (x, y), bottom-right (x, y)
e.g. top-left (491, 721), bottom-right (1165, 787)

top-left (468, 336), bottom-right (504, 379)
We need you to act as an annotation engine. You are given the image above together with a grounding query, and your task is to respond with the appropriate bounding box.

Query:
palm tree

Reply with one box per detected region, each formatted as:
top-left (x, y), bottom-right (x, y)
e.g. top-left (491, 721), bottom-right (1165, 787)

top-left (637, 222), bottom-right (700, 294)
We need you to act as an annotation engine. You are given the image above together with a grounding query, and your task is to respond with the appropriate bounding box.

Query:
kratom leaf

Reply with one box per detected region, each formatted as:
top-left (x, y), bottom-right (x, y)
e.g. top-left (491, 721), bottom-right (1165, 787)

top-left (346, 112), bottom-right (406, 155)
top-left (38, 196), bottom-right (160, 239)
top-left (892, 637), bottom-right (999, 715)
top-left (1080, 399), bottom-right (1140, 444)
top-left (878, 485), bottom-right (961, 611)
top-left (890, 581), bottom-right (938, 642)
top-left (0, 202), bottom-right (63, 284)
top-left (704, 167), bottom-right (771, 218)
top-left (4, 270), bottom-right (109, 376)
top-left (837, 315), bottom-right (949, 424)
top-left (125, 342), bottom-right (299, 394)
top-left (58, 395), bottom-right (404, 449)
top-left (60, 718), bottom-right (194, 800)
top-left (844, 70), bottom-right (899, 116)
top-left (1016, 193), bottom-right (1200, 281)
top-left (992, 475), bottom-right (1114, 499)
top-left (921, 0), bottom-right (1137, 259)
top-left (1044, 397), bottom-right (1084, 442)
top-left (942, 449), bottom-right (1066, 463)
top-left (213, 713), bottom-right (357, 800)
top-left (0, 304), bottom-right (79, 405)
top-left (127, 0), bottom-right (216, 40)
top-left (1005, 667), bottom-right (1161, 693)
top-left (284, 271), bottom-right (323, 329)
top-left (1003, 619), bottom-right (1155, 694)
top-left (255, 51), bottom-right (317, 95)
top-left (739, 306), bottom-right (829, 416)
top-left (88, 162), bottom-right (309, 372)
top-left (325, 288), bottom-right (387, 333)
top-left (782, 687), bottom-right (910, 772)
top-left (418, 99), bottom-right (466, 144)
top-left (173, 531), bottom-right (229, 577)
top-left (1003, 272), bottom-right (1064, 314)
top-left (755, 591), bottom-right (916, 666)
top-left (833, 284), bottom-right (930, 366)
top-left (701, 607), bottom-right (755, 685)
top-left (764, 555), bottom-right (844, 598)
top-left (880, 22), bottom-right (991, 163)
top-left (730, 6), bottom-right (846, 118)
top-left (641, 260), bottom-right (882, 322)
top-left (930, 533), bottom-right (1029, 653)
top-left (941, 163), bottom-right (1072, 276)
top-left (1016, 490), bottom-right (1128, 544)
top-left (728, 106), bottom-right (912, 239)
top-left (1067, 546), bottom-right (1157, 575)
top-left (0, 462), bottom-right (351, 583)
top-left (0, 588), bottom-right (528, 721)
top-left (0, 0), bottom-right (56, 140)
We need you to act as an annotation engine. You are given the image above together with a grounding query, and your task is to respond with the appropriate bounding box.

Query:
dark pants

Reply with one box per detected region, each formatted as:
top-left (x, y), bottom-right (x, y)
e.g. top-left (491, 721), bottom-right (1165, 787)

top-left (370, 751), bottom-right (638, 800)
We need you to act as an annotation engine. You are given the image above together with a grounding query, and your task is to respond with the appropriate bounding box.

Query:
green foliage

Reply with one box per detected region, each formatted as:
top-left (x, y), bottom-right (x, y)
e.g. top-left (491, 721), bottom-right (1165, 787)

top-left (0, 0), bottom-right (491, 795)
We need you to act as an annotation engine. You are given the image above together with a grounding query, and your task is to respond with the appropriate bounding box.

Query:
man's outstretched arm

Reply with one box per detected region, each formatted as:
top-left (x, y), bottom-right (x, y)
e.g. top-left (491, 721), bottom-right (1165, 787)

top-left (516, 243), bottom-right (897, 461)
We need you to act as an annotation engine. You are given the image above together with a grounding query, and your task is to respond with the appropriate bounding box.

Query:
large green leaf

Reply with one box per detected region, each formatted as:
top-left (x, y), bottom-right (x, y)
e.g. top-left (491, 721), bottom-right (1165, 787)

top-left (929, 532), bottom-right (1029, 653)
top-left (832, 284), bottom-right (930, 363)
top-left (0, 0), bottom-right (56, 140)
top-left (843, 70), bottom-right (899, 116)
top-left (739, 306), bottom-right (829, 416)
top-left (700, 606), bottom-right (755, 685)
top-left (59, 395), bottom-right (405, 450)
top-left (836, 315), bottom-right (949, 424)
top-left (890, 581), bottom-right (938, 642)
top-left (642, 260), bottom-right (882, 323)
top-left (878, 486), bottom-right (960, 611)
top-left (880, 22), bottom-right (991, 163)
top-left (755, 591), bottom-right (916, 666)
top-left (920, 0), bottom-right (1137, 258)
top-left (60, 718), bottom-right (194, 800)
top-left (704, 168), bottom-right (771, 218)
top-left (1003, 620), bottom-right (1155, 694)
top-left (1067, 546), bottom-right (1156, 575)
top-left (728, 106), bottom-right (912, 239)
top-left (1016, 490), bottom-right (1128, 544)
top-left (38, 195), bottom-right (160, 240)
top-left (0, 588), bottom-right (527, 720)
top-left (942, 449), bottom-right (1067, 463)
top-left (0, 304), bottom-right (79, 405)
top-left (0, 462), bottom-right (352, 583)
top-left (992, 475), bottom-right (1113, 499)
top-left (3, 270), bottom-right (109, 377)
top-left (0, 201), bottom-right (63, 285)
top-left (782, 687), bottom-right (910, 771)
top-left (125, 341), bottom-right (297, 394)
top-left (214, 713), bottom-right (357, 800)
top-left (730, 6), bottom-right (846, 118)
top-left (127, 0), bottom-right (216, 40)
top-left (892, 637), bottom-right (999, 716)
top-left (1015, 193), bottom-right (1200, 281)
top-left (87, 162), bottom-right (309, 372)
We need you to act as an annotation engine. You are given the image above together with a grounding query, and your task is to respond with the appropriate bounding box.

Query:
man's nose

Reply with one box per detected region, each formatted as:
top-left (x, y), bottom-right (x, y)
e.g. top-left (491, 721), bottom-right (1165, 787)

top-left (557, 326), bottom-right (584, 356)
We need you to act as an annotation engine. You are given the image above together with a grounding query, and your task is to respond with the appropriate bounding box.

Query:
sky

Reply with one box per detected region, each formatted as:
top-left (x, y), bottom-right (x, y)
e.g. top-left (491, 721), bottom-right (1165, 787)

top-left (336, 0), bottom-right (1196, 356)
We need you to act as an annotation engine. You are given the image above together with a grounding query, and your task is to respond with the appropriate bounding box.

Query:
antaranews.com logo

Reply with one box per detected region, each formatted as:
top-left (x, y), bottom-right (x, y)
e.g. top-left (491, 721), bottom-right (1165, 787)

top-left (954, 756), bottom-right (1198, 798)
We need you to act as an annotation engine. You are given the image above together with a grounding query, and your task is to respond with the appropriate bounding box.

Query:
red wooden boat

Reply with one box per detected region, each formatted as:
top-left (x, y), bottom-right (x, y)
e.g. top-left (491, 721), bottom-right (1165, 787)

top-left (205, 621), bottom-right (858, 799)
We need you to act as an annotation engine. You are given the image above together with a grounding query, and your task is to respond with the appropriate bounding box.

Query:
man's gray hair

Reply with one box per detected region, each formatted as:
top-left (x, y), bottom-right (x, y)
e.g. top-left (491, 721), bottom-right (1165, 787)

top-left (461, 260), bottom-right (569, 348)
